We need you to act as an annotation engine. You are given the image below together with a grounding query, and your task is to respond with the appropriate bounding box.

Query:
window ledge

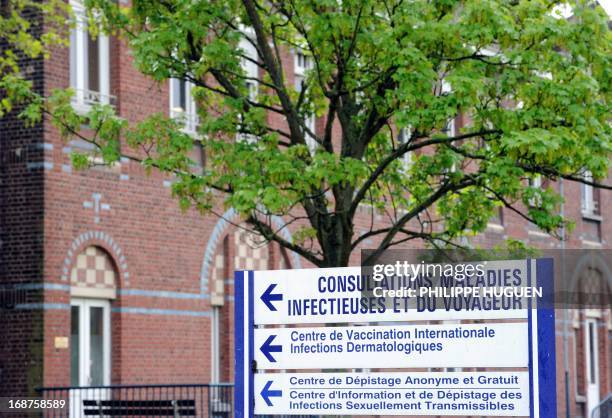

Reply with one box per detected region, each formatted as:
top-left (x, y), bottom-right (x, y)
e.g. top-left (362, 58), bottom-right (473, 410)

top-left (71, 91), bottom-right (117, 115)
top-left (170, 111), bottom-right (199, 136)
top-left (486, 223), bottom-right (505, 232)
top-left (71, 100), bottom-right (93, 116)
top-left (527, 229), bottom-right (549, 238)
top-left (580, 239), bottom-right (602, 248)
top-left (181, 127), bottom-right (201, 138)
top-left (89, 160), bottom-right (122, 175)
top-left (581, 211), bottom-right (602, 222)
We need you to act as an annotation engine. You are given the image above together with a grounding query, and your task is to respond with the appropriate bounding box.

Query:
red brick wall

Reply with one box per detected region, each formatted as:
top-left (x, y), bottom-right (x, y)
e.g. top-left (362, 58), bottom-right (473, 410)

top-left (0, 13), bottom-right (610, 418)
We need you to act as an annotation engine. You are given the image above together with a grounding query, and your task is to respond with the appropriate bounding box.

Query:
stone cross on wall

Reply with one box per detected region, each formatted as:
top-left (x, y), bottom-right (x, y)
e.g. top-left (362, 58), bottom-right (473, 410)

top-left (83, 193), bottom-right (110, 223)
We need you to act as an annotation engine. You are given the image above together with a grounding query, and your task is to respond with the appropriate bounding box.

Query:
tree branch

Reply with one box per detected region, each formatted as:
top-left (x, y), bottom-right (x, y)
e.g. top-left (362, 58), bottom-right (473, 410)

top-left (246, 215), bottom-right (324, 266)
top-left (349, 129), bottom-right (501, 217)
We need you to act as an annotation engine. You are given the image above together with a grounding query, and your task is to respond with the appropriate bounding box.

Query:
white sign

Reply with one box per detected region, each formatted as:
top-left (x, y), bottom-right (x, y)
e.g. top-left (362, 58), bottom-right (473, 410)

top-left (235, 258), bottom-right (557, 417)
top-left (254, 372), bottom-right (530, 416)
top-left (254, 322), bottom-right (528, 370)
top-left (253, 260), bottom-right (529, 325)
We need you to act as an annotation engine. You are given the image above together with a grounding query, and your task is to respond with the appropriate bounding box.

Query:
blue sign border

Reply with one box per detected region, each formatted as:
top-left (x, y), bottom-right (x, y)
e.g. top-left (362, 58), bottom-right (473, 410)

top-left (235, 259), bottom-right (557, 417)
top-left (235, 270), bottom-right (255, 418)
top-left (536, 258), bottom-right (557, 417)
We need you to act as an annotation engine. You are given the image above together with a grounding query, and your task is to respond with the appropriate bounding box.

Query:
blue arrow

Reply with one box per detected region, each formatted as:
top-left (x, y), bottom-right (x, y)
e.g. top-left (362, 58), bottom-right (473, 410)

top-left (261, 283), bottom-right (283, 311)
top-left (260, 335), bottom-right (282, 362)
top-left (261, 380), bottom-right (282, 407)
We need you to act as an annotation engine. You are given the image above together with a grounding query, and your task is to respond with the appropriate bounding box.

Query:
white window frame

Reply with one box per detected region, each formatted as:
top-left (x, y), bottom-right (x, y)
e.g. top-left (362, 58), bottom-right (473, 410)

top-left (440, 80), bottom-right (458, 173)
top-left (397, 127), bottom-right (413, 171)
top-left (531, 175), bottom-right (543, 188)
top-left (169, 78), bottom-right (199, 134)
top-left (528, 174), bottom-right (543, 207)
top-left (443, 117), bottom-right (457, 173)
top-left (581, 171), bottom-right (598, 215)
top-left (71, 298), bottom-right (111, 386)
top-left (237, 35), bottom-right (259, 143)
top-left (294, 51), bottom-right (317, 153)
top-left (441, 81), bottom-right (456, 139)
top-left (585, 318), bottom-right (600, 416)
top-left (211, 306), bottom-right (220, 383)
top-left (69, 0), bottom-right (111, 113)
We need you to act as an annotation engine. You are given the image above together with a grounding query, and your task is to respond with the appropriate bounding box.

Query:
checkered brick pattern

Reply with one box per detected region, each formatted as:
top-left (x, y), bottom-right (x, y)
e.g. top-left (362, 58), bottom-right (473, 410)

top-left (210, 250), bottom-right (226, 306)
top-left (70, 246), bottom-right (117, 289)
top-left (234, 228), bottom-right (269, 271)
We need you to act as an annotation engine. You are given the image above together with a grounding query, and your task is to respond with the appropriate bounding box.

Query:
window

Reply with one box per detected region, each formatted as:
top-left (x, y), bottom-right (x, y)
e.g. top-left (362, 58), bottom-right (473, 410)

top-left (170, 78), bottom-right (198, 134)
top-left (238, 37), bottom-right (259, 143)
top-left (188, 140), bottom-right (205, 173)
top-left (211, 306), bottom-right (220, 382)
top-left (70, 299), bottom-right (110, 387)
top-left (440, 81), bottom-right (453, 136)
top-left (69, 0), bottom-right (112, 112)
top-left (68, 138), bottom-right (121, 172)
top-left (489, 207), bottom-right (504, 227)
top-left (584, 317), bottom-right (600, 416)
top-left (442, 117), bottom-right (456, 138)
top-left (530, 175), bottom-right (542, 189)
top-left (397, 127), bottom-right (413, 170)
top-left (440, 80), bottom-right (459, 173)
top-left (587, 321), bottom-right (596, 384)
top-left (528, 175), bottom-right (544, 207)
top-left (210, 236), bottom-right (228, 383)
top-left (234, 227), bottom-right (269, 271)
top-left (581, 171), bottom-right (600, 216)
top-left (295, 51), bottom-right (317, 152)
top-left (70, 246), bottom-right (117, 297)
top-left (241, 39), bottom-right (258, 101)
top-left (441, 118), bottom-right (458, 173)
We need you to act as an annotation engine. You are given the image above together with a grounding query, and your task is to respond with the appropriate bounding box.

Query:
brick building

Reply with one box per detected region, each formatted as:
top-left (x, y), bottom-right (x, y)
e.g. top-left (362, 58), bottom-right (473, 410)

top-left (0, 1), bottom-right (610, 417)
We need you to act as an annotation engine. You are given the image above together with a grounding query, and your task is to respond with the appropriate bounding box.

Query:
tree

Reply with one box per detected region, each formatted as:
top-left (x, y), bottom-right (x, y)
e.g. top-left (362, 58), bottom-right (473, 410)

top-left (3, 0), bottom-right (611, 267)
top-left (1, 0), bottom-right (68, 117)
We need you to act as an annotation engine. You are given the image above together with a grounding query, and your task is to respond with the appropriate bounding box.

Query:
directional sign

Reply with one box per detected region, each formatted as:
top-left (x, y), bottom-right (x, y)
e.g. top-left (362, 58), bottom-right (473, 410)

top-left (259, 335), bottom-right (282, 363)
top-left (259, 380), bottom-right (282, 407)
top-left (254, 371), bottom-right (530, 416)
top-left (252, 260), bottom-right (531, 325)
top-left (254, 322), bottom-right (528, 370)
top-left (235, 258), bottom-right (557, 417)
top-left (260, 283), bottom-right (283, 311)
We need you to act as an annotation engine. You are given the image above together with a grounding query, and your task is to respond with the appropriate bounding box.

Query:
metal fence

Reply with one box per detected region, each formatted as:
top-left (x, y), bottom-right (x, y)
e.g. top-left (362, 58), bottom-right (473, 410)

top-left (35, 383), bottom-right (233, 417)
top-left (592, 394), bottom-right (612, 418)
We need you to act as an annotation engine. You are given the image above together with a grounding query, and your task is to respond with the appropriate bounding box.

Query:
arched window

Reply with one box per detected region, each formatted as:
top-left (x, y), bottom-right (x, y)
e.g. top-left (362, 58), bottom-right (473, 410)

top-left (573, 267), bottom-right (611, 417)
top-left (70, 246), bottom-right (115, 389)
top-left (70, 246), bottom-right (117, 299)
top-left (234, 228), bottom-right (269, 271)
top-left (210, 237), bottom-right (228, 307)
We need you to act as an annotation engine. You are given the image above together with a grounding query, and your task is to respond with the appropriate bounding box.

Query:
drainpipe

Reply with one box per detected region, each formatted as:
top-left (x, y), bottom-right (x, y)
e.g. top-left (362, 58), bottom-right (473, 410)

top-left (560, 178), bottom-right (570, 418)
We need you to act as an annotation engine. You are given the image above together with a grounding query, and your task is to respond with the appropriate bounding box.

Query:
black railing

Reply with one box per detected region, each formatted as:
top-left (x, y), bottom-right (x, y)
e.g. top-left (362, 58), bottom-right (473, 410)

top-left (36, 383), bottom-right (233, 417)
top-left (591, 393), bottom-right (612, 418)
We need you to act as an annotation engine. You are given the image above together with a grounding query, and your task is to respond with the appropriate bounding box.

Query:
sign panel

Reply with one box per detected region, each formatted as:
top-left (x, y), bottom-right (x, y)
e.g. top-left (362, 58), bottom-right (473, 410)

top-left (235, 258), bottom-right (557, 417)
top-left (253, 260), bottom-right (530, 324)
top-left (253, 372), bottom-right (530, 416)
top-left (254, 323), bottom-right (528, 370)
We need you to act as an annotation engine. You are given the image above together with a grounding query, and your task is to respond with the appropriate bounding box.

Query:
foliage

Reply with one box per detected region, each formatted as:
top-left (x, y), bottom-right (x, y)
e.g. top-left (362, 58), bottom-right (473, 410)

top-left (2, 0), bottom-right (611, 266)
top-left (1, 0), bottom-right (69, 116)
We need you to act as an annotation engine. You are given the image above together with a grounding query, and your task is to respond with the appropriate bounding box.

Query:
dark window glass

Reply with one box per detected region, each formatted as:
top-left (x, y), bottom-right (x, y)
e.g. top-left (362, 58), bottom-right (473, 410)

top-left (70, 306), bottom-right (80, 386)
top-left (87, 33), bottom-right (100, 92)
top-left (588, 322), bottom-right (596, 384)
top-left (89, 307), bottom-right (105, 386)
